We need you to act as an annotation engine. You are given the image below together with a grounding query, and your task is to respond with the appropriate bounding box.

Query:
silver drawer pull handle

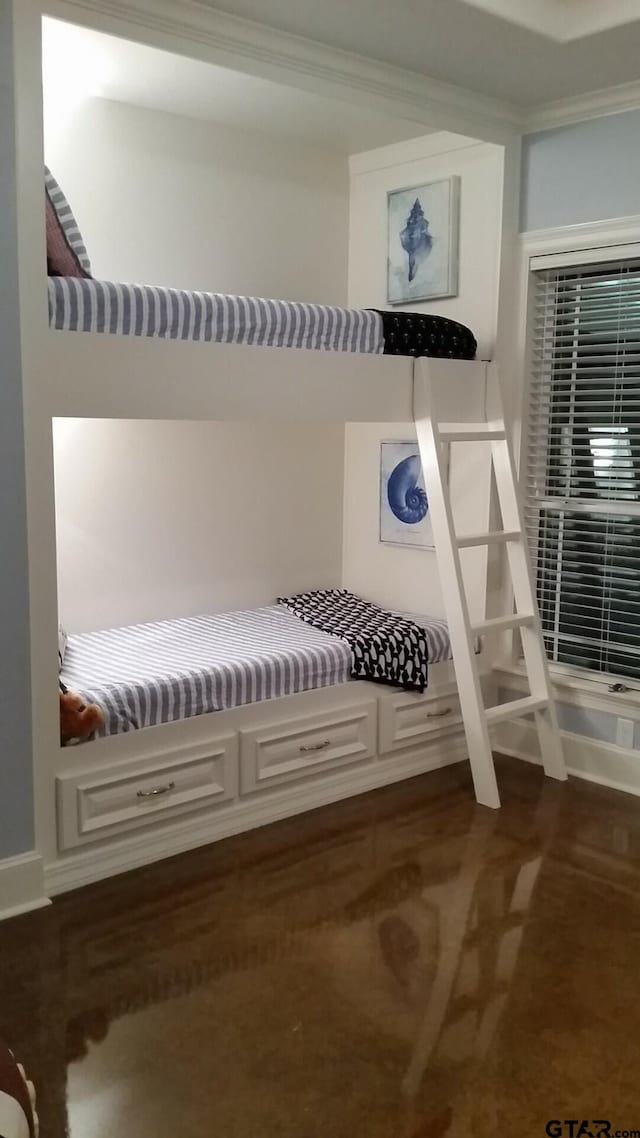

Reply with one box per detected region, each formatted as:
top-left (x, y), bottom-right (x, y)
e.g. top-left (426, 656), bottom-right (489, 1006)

top-left (300, 740), bottom-right (331, 753)
top-left (137, 780), bottom-right (176, 799)
top-left (426, 707), bottom-right (453, 719)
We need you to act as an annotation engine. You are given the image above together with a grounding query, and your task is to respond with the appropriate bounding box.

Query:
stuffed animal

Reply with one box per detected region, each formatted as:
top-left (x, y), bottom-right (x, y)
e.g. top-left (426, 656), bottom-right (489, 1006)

top-left (59, 687), bottom-right (104, 745)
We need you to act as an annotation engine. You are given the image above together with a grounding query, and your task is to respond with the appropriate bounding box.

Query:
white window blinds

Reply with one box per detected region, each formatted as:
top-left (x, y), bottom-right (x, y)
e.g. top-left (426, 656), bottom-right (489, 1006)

top-left (526, 256), bottom-right (640, 679)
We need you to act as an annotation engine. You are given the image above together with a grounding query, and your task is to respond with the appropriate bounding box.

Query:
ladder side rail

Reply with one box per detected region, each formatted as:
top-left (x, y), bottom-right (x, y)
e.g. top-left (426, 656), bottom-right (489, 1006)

top-left (414, 364), bottom-right (501, 809)
top-left (490, 422), bottom-right (566, 781)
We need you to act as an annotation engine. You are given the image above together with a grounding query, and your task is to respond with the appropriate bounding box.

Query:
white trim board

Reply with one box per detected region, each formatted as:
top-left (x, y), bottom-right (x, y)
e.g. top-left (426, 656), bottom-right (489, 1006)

top-left (43, 331), bottom-right (414, 423)
top-left (525, 79), bottom-right (640, 135)
top-left (0, 852), bottom-right (49, 923)
top-left (496, 662), bottom-right (640, 720)
top-left (39, 344), bottom-right (492, 429)
top-left (45, 736), bottom-right (468, 896)
top-left (495, 722), bottom-right (640, 800)
top-left (520, 216), bottom-right (640, 258)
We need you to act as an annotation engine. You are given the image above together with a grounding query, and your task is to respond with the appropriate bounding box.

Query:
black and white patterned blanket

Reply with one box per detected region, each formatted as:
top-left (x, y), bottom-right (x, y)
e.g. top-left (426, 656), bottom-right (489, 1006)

top-left (277, 589), bottom-right (429, 692)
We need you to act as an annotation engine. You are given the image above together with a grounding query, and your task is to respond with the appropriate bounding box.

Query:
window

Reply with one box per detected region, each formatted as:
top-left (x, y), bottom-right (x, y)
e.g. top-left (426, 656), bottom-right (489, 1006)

top-left (526, 256), bottom-right (640, 679)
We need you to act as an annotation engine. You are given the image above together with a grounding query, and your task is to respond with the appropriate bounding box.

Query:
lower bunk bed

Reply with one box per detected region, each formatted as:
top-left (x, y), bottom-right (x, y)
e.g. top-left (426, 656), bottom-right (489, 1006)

top-left (50, 594), bottom-right (483, 895)
top-left (59, 598), bottom-right (457, 738)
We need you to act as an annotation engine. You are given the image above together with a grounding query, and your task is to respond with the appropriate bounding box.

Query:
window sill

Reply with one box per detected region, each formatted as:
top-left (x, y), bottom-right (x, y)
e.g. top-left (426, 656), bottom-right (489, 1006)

top-left (494, 658), bottom-right (640, 716)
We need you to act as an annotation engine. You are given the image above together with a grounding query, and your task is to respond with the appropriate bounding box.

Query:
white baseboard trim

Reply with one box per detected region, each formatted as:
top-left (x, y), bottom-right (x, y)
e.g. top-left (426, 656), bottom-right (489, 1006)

top-left (494, 721), bottom-right (640, 798)
top-left (0, 851), bottom-right (50, 922)
top-left (45, 739), bottom-right (467, 896)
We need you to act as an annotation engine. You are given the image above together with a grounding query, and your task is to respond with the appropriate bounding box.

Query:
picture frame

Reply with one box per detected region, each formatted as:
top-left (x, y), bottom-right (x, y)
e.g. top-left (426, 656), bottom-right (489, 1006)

top-left (387, 176), bottom-right (460, 305)
top-left (379, 440), bottom-right (448, 550)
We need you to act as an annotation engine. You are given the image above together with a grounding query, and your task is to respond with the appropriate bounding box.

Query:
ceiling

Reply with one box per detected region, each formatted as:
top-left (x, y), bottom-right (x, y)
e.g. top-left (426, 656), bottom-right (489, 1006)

top-left (189, 0), bottom-right (640, 108)
top-left (463, 0), bottom-right (640, 42)
top-left (42, 19), bottom-right (425, 153)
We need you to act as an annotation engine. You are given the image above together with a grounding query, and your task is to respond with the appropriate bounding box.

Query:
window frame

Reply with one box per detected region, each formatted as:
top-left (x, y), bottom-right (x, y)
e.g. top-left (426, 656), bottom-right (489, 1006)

top-left (512, 217), bottom-right (640, 694)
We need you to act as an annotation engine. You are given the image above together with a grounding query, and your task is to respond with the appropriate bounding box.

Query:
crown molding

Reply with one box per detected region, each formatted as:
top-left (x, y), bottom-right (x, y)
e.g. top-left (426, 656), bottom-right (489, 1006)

top-left (47, 0), bottom-right (522, 143)
top-left (519, 214), bottom-right (640, 252)
top-left (526, 78), bottom-right (640, 134)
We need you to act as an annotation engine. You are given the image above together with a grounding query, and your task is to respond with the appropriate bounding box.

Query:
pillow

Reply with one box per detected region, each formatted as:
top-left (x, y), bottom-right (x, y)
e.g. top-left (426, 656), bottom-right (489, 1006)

top-left (45, 166), bottom-right (91, 278)
top-left (58, 624), bottom-right (67, 672)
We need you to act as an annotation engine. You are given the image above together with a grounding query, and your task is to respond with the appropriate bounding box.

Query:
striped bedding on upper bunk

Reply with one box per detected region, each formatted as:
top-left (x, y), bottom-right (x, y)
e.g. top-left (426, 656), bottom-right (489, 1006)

top-left (45, 166), bottom-right (478, 359)
top-left (48, 277), bottom-right (385, 354)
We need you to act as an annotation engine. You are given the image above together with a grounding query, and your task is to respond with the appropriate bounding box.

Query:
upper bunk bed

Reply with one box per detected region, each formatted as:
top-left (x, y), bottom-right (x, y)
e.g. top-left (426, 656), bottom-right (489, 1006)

top-left (44, 167), bottom-right (489, 424)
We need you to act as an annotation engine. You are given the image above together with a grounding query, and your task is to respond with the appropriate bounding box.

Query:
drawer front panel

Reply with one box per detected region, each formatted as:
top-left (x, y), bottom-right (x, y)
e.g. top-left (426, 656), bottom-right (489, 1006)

top-left (240, 701), bottom-right (376, 794)
top-left (57, 735), bottom-right (238, 849)
top-left (379, 688), bottom-right (462, 755)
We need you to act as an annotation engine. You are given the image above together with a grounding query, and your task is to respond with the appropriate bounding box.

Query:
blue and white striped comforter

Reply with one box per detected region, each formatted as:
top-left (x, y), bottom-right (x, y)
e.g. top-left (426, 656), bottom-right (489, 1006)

top-left (60, 606), bottom-right (352, 737)
top-left (48, 277), bottom-right (384, 354)
top-left (59, 605), bottom-right (456, 738)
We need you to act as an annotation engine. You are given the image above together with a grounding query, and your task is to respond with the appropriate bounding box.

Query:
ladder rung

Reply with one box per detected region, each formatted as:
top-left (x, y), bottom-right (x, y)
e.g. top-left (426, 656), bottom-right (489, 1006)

top-left (456, 530), bottom-right (521, 549)
top-left (472, 614), bottom-right (534, 635)
top-left (485, 696), bottom-right (549, 724)
top-left (438, 424), bottom-right (507, 442)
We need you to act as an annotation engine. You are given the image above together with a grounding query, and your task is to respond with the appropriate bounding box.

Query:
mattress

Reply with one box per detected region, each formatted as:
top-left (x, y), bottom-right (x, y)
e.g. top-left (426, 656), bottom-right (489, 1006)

top-left (48, 278), bottom-right (384, 354)
top-left (59, 605), bottom-right (457, 738)
top-left (60, 606), bottom-right (352, 737)
top-left (47, 278), bottom-right (478, 359)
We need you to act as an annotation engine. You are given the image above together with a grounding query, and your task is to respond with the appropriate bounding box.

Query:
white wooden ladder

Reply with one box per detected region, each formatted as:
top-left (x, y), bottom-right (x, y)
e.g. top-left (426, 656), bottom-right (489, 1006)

top-left (413, 359), bottom-right (567, 809)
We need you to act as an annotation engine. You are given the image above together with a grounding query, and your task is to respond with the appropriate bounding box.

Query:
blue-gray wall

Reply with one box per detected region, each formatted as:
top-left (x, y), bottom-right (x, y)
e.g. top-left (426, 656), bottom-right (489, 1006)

top-left (0, 0), bottom-right (34, 859)
top-left (521, 109), bottom-right (640, 232)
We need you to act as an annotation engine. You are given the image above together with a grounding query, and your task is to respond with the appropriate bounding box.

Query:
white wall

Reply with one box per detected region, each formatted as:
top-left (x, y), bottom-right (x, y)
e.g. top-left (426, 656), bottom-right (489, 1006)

top-left (348, 132), bottom-right (504, 359)
top-left (343, 134), bottom-right (503, 619)
top-left (46, 97), bottom-right (349, 633)
top-left (44, 96), bottom-right (349, 303)
top-left (53, 419), bottom-right (345, 632)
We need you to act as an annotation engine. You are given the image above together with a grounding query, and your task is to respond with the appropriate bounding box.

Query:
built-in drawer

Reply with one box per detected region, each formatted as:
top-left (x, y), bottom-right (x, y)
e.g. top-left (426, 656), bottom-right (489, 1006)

top-left (56, 734), bottom-right (238, 850)
top-left (379, 686), bottom-right (462, 756)
top-left (240, 701), bottom-right (376, 794)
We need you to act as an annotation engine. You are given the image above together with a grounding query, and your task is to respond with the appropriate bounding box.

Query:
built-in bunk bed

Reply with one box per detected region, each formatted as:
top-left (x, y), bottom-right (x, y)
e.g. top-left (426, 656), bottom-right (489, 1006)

top-left (59, 603), bottom-right (462, 738)
top-left (44, 166), bottom-right (492, 895)
top-left (47, 169), bottom-right (477, 361)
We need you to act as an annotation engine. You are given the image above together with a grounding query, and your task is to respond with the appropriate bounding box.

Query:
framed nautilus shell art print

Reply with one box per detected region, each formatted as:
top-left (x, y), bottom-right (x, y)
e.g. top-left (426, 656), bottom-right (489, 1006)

top-left (387, 176), bottom-right (460, 304)
top-left (379, 440), bottom-right (448, 549)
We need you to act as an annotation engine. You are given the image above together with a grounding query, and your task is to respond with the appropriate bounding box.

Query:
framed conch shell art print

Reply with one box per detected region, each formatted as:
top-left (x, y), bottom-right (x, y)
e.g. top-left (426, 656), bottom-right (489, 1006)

top-left (387, 176), bottom-right (460, 304)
